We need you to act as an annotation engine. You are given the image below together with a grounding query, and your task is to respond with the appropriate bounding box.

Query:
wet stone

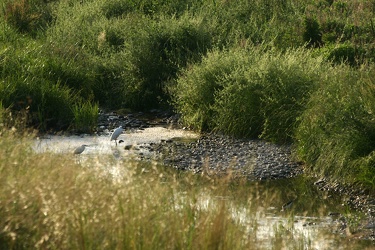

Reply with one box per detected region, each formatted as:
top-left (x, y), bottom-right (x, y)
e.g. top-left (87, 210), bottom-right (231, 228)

top-left (145, 133), bottom-right (303, 181)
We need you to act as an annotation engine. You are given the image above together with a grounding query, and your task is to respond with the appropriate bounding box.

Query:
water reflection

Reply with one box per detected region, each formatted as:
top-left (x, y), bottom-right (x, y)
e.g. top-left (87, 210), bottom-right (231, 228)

top-left (32, 128), bottom-right (373, 249)
top-left (179, 177), bottom-right (372, 249)
top-left (34, 127), bottom-right (198, 154)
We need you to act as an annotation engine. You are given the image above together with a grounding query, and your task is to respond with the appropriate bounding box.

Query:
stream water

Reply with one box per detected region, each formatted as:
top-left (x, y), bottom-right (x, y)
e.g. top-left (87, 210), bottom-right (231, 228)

top-left (33, 127), bottom-right (374, 249)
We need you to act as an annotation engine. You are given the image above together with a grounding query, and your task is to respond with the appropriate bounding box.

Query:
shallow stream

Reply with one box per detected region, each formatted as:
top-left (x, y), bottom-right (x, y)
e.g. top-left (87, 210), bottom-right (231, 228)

top-left (33, 127), bottom-right (374, 249)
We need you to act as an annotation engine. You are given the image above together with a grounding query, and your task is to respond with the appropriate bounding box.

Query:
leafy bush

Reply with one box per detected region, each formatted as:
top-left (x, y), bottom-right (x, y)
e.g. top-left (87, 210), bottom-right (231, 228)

top-left (326, 43), bottom-right (365, 66)
top-left (303, 16), bottom-right (323, 48)
top-left (172, 48), bottom-right (253, 132)
top-left (211, 69), bottom-right (263, 138)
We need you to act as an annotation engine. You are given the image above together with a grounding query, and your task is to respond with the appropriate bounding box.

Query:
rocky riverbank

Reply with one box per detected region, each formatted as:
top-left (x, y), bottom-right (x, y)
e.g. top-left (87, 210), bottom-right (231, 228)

top-left (95, 109), bottom-right (373, 241)
top-left (95, 109), bottom-right (302, 180)
top-left (143, 133), bottom-right (303, 180)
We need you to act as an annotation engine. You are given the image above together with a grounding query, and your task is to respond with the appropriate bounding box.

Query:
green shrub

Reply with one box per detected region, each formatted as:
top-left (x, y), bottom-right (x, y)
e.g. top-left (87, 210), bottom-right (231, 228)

top-left (327, 43), bottom-right (365, 66)
top-left (123, 14), bottom-right (211, 109)
top-left (172, 48), bottom-right (253, 132)
top-left (72, 100), bottom-right (99, 133)
top-left (0, 76), bottom-right (76, 131)
top-left (173, 46), bottom-right (325, 141)
top-left (211, 67), bottom-right (264, 138)
top-left (295, 65), bottom-right (375, 187)
top-left (259, 48), bottom-right (324, 143)
top-left (3, 0), bottom-right (54, 36)
top-left (303, 16), bottom-right (323, 48)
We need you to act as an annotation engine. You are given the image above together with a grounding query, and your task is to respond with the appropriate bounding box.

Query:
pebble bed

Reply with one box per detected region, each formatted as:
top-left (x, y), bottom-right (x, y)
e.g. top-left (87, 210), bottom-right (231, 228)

top-left (143, 133), bottom-right (303, 181)
top-left (94, 109), bottom-right (374, 240)
top-left (96, 109), bottom-right (302, 180)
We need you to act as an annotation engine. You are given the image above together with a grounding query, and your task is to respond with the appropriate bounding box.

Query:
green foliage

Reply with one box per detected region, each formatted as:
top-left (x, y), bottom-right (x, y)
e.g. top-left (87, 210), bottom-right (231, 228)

top-left (173, 46), bottom-right (325, 141)
top-left (3, 0), bottom-right (54, 36)
top-left (72, 101), bottom-right (98, 133)
top-left (259, 48), bottom-right (324, 143)
top-left (324, 43), bottom-right (365, 66)
top-left (211, 69), bottom-right (263, 138)
top-left (303, 16), bottom-right (323, 48)
top-left (172, 48), bottom-right (253, 132)
top-left (122, 14), bottom-right (212, 109)
top-left (0, 39), bottom-right (91, 131)
top-left (295, 65), bottom-right (375, 187)
top-left (101, 0), bottom-right (198, 18)
top-left (0, 76), bottom-right (76, 130)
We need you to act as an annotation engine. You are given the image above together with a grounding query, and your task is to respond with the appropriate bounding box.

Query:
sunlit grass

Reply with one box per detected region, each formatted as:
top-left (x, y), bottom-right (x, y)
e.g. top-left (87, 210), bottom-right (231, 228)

top-left (72, 101), bottom-right (99, 133)
top-left (0, 130), bottom-right (373, 249)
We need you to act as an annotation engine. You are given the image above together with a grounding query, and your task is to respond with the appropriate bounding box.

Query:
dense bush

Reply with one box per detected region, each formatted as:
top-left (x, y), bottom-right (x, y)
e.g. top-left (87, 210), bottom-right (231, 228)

top-left (3, 0), bottom-right (55, 36)
top-left (295, 65), bottom-right (375, 187)
top-left (258, 48), bottom-right (324, 142)
top-left (123, 14), bottom-right (211, 109)
top-left (173, 47), bottom-right (325, 141)
top-left (0, 32), bottom-right (97, 131)
top-left (171, 48), bottom-right (254, 133)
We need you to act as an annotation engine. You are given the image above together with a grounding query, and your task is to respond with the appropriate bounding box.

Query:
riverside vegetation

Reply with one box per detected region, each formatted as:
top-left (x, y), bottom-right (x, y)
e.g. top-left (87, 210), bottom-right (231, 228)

top-left (1, 130), bottom-right (374, 249)
top-left (0, 0), bottom-right (374, 247)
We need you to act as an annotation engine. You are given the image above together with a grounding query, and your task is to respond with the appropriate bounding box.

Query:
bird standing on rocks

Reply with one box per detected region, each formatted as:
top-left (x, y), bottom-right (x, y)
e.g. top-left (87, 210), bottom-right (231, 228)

top-left (74, 144), bottom-right (88, 154)
top-left (110, 126), bottom-right (124, 146)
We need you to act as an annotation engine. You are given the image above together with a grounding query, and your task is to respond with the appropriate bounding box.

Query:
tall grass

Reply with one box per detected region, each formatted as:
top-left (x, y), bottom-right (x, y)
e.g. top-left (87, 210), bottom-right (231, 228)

top-left (2, 0), bottom-right (54, 37)
top-left (0, 6), bottom-right (98, 131)
top-left (1, 131), bottom-right (374, 249)
top-left (72, 100), bottom-right (99, 133)
top-left (295, 64), bottom-right (375, 188)
top-left (0, 42), bottom-right (82, 130)
top-left (170, 48), bottom-right (255, 133)
top-left (0, 131), bottom-right (323, 249)
top-left (172, 46), bottom-right (326, 142)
